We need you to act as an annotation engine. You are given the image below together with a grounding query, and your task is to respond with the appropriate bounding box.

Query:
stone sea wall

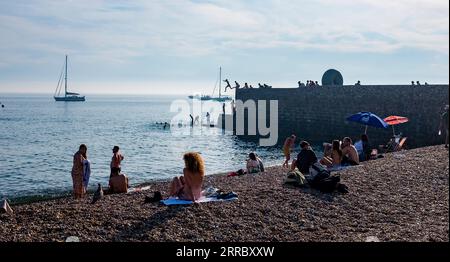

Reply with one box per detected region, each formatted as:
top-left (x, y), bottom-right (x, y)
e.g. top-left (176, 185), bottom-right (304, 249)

top-left (232, 84), bottom-right (449, 148)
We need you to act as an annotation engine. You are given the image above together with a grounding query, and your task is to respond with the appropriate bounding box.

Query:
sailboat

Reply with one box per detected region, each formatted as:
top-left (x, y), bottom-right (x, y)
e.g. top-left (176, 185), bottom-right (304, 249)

top-left (54, 55), bottom-right (85, 102)
top-left (188, 67), bottom-right (232, 102)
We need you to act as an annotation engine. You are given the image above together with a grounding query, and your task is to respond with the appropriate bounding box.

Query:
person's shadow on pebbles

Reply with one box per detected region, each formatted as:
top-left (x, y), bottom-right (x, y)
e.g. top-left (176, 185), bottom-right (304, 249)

top-left (282, 184), bottom-right (339, 203)
top-left (112, 203), bottom-right (189, 241)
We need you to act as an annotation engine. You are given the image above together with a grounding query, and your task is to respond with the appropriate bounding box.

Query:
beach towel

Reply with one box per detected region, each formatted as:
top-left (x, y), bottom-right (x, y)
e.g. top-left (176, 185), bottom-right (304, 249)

top-left (128, 185), bottom-right (151, 193)
top-left (161, 194), bottom-right (238, 206)
top-left (82, 159), bottom-right (91, 189)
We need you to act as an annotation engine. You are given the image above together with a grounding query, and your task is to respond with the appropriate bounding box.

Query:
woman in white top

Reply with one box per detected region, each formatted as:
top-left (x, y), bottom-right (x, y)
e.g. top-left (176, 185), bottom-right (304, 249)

top-left (246, 152), bottom-right (261, 174)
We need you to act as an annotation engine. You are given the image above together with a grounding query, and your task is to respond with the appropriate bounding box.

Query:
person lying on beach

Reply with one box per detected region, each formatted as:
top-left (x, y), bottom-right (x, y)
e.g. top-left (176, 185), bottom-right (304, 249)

top-left (282, 135), bottom-right (296, 168)
top-left (109, 168), bottom-right (129, 194)
top-left (169, 152), bottom-right (205, 202)
top-left (110, 145), bottom-right (124, 178)
top-left (246, 152), bottom-right (262, 174)
top-left (295, 141), bottom-right (318, 175)
top-left (341, 137), bottom-right (359, 166)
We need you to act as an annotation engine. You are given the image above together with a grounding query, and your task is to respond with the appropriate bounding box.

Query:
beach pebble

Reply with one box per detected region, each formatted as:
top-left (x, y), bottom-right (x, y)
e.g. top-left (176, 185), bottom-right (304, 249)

top-left (365, 236), bottom-right (380, 242)
top-left (65, 236), bottom-right (80, 242)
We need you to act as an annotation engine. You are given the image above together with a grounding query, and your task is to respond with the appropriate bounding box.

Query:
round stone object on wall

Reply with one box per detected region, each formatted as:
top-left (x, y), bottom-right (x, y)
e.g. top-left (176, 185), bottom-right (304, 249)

top-left (322, 69), bottom-right (344, 86)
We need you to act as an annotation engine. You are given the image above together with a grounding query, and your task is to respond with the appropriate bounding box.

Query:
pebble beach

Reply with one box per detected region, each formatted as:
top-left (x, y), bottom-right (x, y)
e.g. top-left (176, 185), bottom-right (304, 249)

top-left (0, 145), bottom-right (448, 242)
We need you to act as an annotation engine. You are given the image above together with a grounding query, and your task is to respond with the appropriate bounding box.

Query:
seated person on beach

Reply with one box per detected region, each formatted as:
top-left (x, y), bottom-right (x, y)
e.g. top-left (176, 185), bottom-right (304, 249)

top-left (341, 137), bottom-right (359, 166)
top-left (319, 142), bottom-right (333, 167)
top-left (379, 136), bottom-right (398, 153)
top-left (246, 152), bottom-right (262, 174)
top-left (109, 168), bottom-right (129, 194)
top-left (169, 152), bottom-right (205, 201)
top-left (360, 134), bottom-right (371, 162)
top-left (355, 134), bottom-right (372, 162)
top-left (295, 141), bottom-right (318, 175)
top-left (330, 140), bottom-right (343, 167)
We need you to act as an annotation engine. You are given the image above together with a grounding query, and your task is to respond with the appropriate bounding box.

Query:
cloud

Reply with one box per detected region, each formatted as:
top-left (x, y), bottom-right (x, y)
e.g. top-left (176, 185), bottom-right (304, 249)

top-left (0, 0), bottom-right (448, 64)
top-left (0, 0), bottom-right (448, 89)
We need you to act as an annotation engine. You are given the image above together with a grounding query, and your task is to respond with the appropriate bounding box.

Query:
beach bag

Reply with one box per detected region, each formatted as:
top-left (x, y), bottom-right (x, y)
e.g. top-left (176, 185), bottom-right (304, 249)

top-left (314, 174), bottom-right (340, 193)
top-left (285, 169), bottom-right (307, 187)
top-left (309, 162), bottom-right (330, 183)
top-left (236, 169), bottom-right (246, 176)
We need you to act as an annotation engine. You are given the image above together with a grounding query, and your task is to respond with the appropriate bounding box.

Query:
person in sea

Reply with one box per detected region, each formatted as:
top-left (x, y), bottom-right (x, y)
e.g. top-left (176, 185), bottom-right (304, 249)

top-left (341, 137), bottom-right (359, 166)
top-left (189, 114), bottom-right (194, 126)
top-left (110, 145), bottom-right (124, 178)
top-left (282, 134), bottom-right (296, 168)
top-left (231, 99), bottom-right (236, 114)
top-left (169, 152), bottom-right (205, 201)
top-left (206, 112), bottom-right (211, 125)
top-left (109, 167), bottom-right (129, 194)
top-left (71, 144), bottom-right (88, 199)
top-left (246, 152), bottom-right (262, 174)
top-left (295, 141), bottom-right (318, 175)
top-left (439, 104), bottom-right (449, 148)
top-left (194, 115), bottom-right (200, 125)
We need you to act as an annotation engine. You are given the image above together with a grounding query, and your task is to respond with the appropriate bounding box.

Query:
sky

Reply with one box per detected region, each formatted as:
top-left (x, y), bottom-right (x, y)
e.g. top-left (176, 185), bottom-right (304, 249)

top-left (0, 0), bottom-right (448, 95)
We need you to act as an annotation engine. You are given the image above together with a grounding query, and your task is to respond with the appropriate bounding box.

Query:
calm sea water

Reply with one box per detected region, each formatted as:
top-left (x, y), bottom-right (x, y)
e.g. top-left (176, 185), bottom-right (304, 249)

top-left (0, 94), bottom-right (285, 199)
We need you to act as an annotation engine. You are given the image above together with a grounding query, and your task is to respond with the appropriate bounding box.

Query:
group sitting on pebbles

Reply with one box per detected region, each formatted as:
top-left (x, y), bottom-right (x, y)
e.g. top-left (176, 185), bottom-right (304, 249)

top-left (66, 139), bottom-right (351, 207)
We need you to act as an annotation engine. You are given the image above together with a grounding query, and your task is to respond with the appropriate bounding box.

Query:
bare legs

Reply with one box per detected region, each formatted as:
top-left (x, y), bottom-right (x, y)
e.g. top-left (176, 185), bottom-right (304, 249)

top-left (283, 155), bottom-right (290, 168)
top-left (169, 176), bottom-right (185, 197)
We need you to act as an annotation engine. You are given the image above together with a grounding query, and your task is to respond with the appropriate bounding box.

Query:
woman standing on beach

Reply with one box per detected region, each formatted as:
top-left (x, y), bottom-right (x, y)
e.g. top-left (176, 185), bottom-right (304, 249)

top-left (71, 144), bottom-right (87, 199)
top-left (169, 152), bottom-right (205, 201)
top-left (282, 135), bottom-right (296, 168)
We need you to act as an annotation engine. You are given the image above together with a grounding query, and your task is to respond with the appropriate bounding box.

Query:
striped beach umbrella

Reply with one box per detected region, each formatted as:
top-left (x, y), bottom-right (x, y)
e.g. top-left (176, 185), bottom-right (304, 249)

top-left (384, 115), bottom-right (409, 136)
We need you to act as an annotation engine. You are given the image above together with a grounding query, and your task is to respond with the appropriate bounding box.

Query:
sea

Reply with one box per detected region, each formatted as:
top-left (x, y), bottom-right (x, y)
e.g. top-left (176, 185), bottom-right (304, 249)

top-left (0, 94), bottom-right (287, 201)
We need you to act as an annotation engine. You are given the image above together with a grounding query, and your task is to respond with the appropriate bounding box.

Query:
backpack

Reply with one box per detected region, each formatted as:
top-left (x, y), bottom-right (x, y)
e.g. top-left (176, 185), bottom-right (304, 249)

top-left (285, 169), bottom-right (307, 187)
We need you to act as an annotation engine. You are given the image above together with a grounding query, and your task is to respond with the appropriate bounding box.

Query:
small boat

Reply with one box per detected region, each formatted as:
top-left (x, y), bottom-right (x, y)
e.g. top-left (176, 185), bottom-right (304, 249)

top-left (54, 55), bottom-right (85, 102)
top-left (188, 67), bottom-right (232, 101)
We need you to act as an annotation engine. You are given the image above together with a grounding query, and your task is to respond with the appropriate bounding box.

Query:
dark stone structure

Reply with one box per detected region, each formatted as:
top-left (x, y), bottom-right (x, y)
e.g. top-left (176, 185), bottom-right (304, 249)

top-left (233, 84), bottom-right (449, 148)
top-left (322, 69), bottom-right (344, 86)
